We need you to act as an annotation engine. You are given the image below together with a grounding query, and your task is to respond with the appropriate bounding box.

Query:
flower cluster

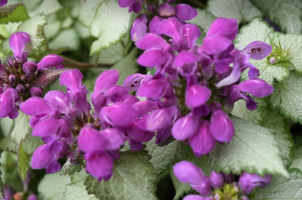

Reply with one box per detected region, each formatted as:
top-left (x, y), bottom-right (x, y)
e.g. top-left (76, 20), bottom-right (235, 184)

top-left (123, 1), bottom-right (274, 156)
top-left (20, 69), bottom-right (158, 181)
top-left (0, 32), bottom-right (64, 119)
top-left (173, 161), bottom-right (273, 200)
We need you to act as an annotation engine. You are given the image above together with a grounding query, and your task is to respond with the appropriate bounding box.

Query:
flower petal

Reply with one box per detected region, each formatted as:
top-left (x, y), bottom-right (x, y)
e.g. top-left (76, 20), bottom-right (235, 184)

top-left (37, 54), bottom-right (64, 71)
top-left (9, 32), bottom-right (30, 62)
top-left (235, 79), bottom-right (274, 97)
top-left (210, 110), bottom-right (234, 142)
top-left (175, 4), bottom-right (198, 21)
top-left (241, 41), bottom-right (272, 60)
top-left (172, 115), bottom-right (199, 140)
top-left (185, 85), bottom-right (211, 108)
top-left (94, 69), bottom-right (119, 94)
top-left (78, 124), bottom-right (105, 152)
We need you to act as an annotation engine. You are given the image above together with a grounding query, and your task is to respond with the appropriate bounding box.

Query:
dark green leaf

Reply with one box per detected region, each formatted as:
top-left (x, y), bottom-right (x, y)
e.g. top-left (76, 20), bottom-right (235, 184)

top-left (17, 142), bottom-right (29, 181)
top-left (0, 4), bottom-right (29, 24)
top-left (84, 151), bottom-right (158, 200)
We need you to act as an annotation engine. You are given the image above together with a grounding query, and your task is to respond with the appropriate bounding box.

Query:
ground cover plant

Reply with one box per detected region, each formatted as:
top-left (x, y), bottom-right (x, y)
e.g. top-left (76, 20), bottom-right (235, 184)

top-left (0, 0), bottom-right (302, 199)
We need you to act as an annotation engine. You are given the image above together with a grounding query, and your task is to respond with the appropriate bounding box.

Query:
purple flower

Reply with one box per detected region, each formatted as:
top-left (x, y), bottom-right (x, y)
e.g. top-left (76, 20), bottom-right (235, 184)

top-left (131, 14), bottom-right (148, 41)
top-left (239, 172), bottom-right (273, 195)
top-left (85, 151), bottom-right (114, 181)
top-left (210, 110), bottom-right (234, 143)
top-left (173, 161), bottom-right (212, 196)
top-left (189, 121), bottom-right (216, 157)
top-left (0, 0), bottom-right (7, 7)
top-left (59, 69), bottom-right (90, 113)
top-left (118, 0), bottom-right (145, 13)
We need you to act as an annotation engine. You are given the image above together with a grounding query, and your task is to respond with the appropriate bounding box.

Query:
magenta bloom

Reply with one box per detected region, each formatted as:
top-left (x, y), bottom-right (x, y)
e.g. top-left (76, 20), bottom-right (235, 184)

top-left (239, 172), bottom-right (273, 195)
top-left (118, 0), bottom-right (145, 13)
top-left (0, 0), bottom-right (7, 7)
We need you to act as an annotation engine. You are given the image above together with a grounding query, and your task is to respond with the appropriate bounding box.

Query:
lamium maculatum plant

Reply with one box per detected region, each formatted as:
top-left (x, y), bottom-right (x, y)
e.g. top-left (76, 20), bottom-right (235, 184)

top-left (0, 0), bottom-right (301, 200)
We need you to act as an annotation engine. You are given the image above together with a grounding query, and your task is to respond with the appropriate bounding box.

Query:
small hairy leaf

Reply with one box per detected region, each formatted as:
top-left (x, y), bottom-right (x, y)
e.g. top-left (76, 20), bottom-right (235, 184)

top-left (38, 172), bottom-right (71, 200)
top-left (250, 0), bottom-right (302, 34)
top-left (146, 137), bottom-right (176, 176)
top-left (90, 0), bottom-right (131, 55)
top-left (17, 142), bottom-right (29, 181)
top-left (208, 0), bottom-right (261, 23)
top-left (84, 151), bottom-right (158, 200)
top-left (250, 172), bottom-right (302, 199)
top-left (28, 0), bottom-right (62, 17)
top-left (10, 111), bottom-right (31, 145)
top-left (270, 72), bottom-right (302, 124)
top-left (0, 3), bottom-right (29, 24)
top-left (64, 180), bottom-right (98, 200)
top-left (209, 116), bottom-right (289, 178)
top-left (232, 98), bottom-right (270, 125)
top-left (60, 159), bottom-right (82, 176)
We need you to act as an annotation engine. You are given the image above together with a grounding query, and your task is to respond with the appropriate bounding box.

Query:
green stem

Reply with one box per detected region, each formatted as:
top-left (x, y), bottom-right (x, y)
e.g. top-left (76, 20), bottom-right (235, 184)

top-left (0, 34), bottom-right (6, 41)
top-left (61, 55), bottom-right (111, 69)
top-left (94, 53), bottom-right (100, 68)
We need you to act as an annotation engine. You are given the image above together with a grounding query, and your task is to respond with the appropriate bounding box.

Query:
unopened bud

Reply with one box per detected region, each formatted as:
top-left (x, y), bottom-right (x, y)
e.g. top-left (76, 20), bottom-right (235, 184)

top-left (167, 0), bottom-right (176, 3)
top-left (214, 194), bottom-right (221, 200)
top-left (24, 83), bottom-right (30, 88)
top-left (9, 74), bottom-right (16, 83)
top-left (20, 74), bottom-right (26, 81)
top-left (269, 57), bottom-right (276, 64)
top-left (147, 3), bottom-right (156, 12)
top-left (16, 84), bottom-right (25, 94)
top-left (23, 61), bottom-right (37, 77)
top-left (210, 171), bottom-right (224, 189)
top-left (30, 86), bottom-right (44, 97)
top-left (158, 3), bottom-right (175, 17)
top-left (241, 196), bottom-right (249, 200)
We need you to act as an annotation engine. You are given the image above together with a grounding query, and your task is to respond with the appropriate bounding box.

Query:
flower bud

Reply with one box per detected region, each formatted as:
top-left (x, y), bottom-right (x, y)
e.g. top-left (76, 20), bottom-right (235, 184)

top-left (158, 3), bottom-right (175, 18)
top-left (23, 61), bottom-right (37, 77)
top-left (20, 74), bottom-right (26, 81)
top-left (147, 3), bottom-right (156, 12)
top-left (8, 74), bottom-right (16, 83)
top-left (16, 84), bottom-right (25, 94)
top-left (210, 171), bottom-right (224, 189)
top-left (30, 86), bottom-right (43, 97)
top-left (239, 172), bottom-right (273, 195)
top-left (269, 57), bottom-right (276, 64)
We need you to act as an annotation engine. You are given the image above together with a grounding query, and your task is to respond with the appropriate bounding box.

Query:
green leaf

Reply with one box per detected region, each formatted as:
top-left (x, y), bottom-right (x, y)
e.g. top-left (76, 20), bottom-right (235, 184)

top-left (250, 0), bottom-right (302, 34)
top-left (27, 0), bottom-right (62, 17)
top-left (10, 111), bottom-right (31, 145)
top-left (232, 98), bottom-right (270, 124)
top-left (0, 150), bottom-right (3, 198)
top-left (78, 0), bottom-right (103, 27)
top-left (2, 14), bottom-right (47, 56)
top-left (60, 159), bottom-right (82, 176)
top-left (145, 138), bottom-right (176, 176)
top-left (38, 172), bottom-right (71, 200)
top-left (207, 0), bottom-right (261, 23)
top-left (89, 0), bottom-right (131, 55)
top-left (188, 9), bottom-right (216, 32)
top-left (289, 145), bottom-right (302, 174)
top-left (17, 142), bottom-right (29, 181)
top-left (84, 151), bottom-right (158, 200)
top-left (48, 28), bottom-right (80, 51)
top-left (111, 47), bottom-right (138, 85)
top-left (64, 180), bottom-right (98, 200)
top-left (209, 116), bottom-right (289, 178)
top-left (250, 172), bottom-right (302, 199)
top-left (270, 72), bottom-right (302, 124)
top-left (260, 110), bottom-right (294, 162)
top-left (0, 3), bottom-right (29, 24)
top-left (1, 134), bottom-right (43, 155)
